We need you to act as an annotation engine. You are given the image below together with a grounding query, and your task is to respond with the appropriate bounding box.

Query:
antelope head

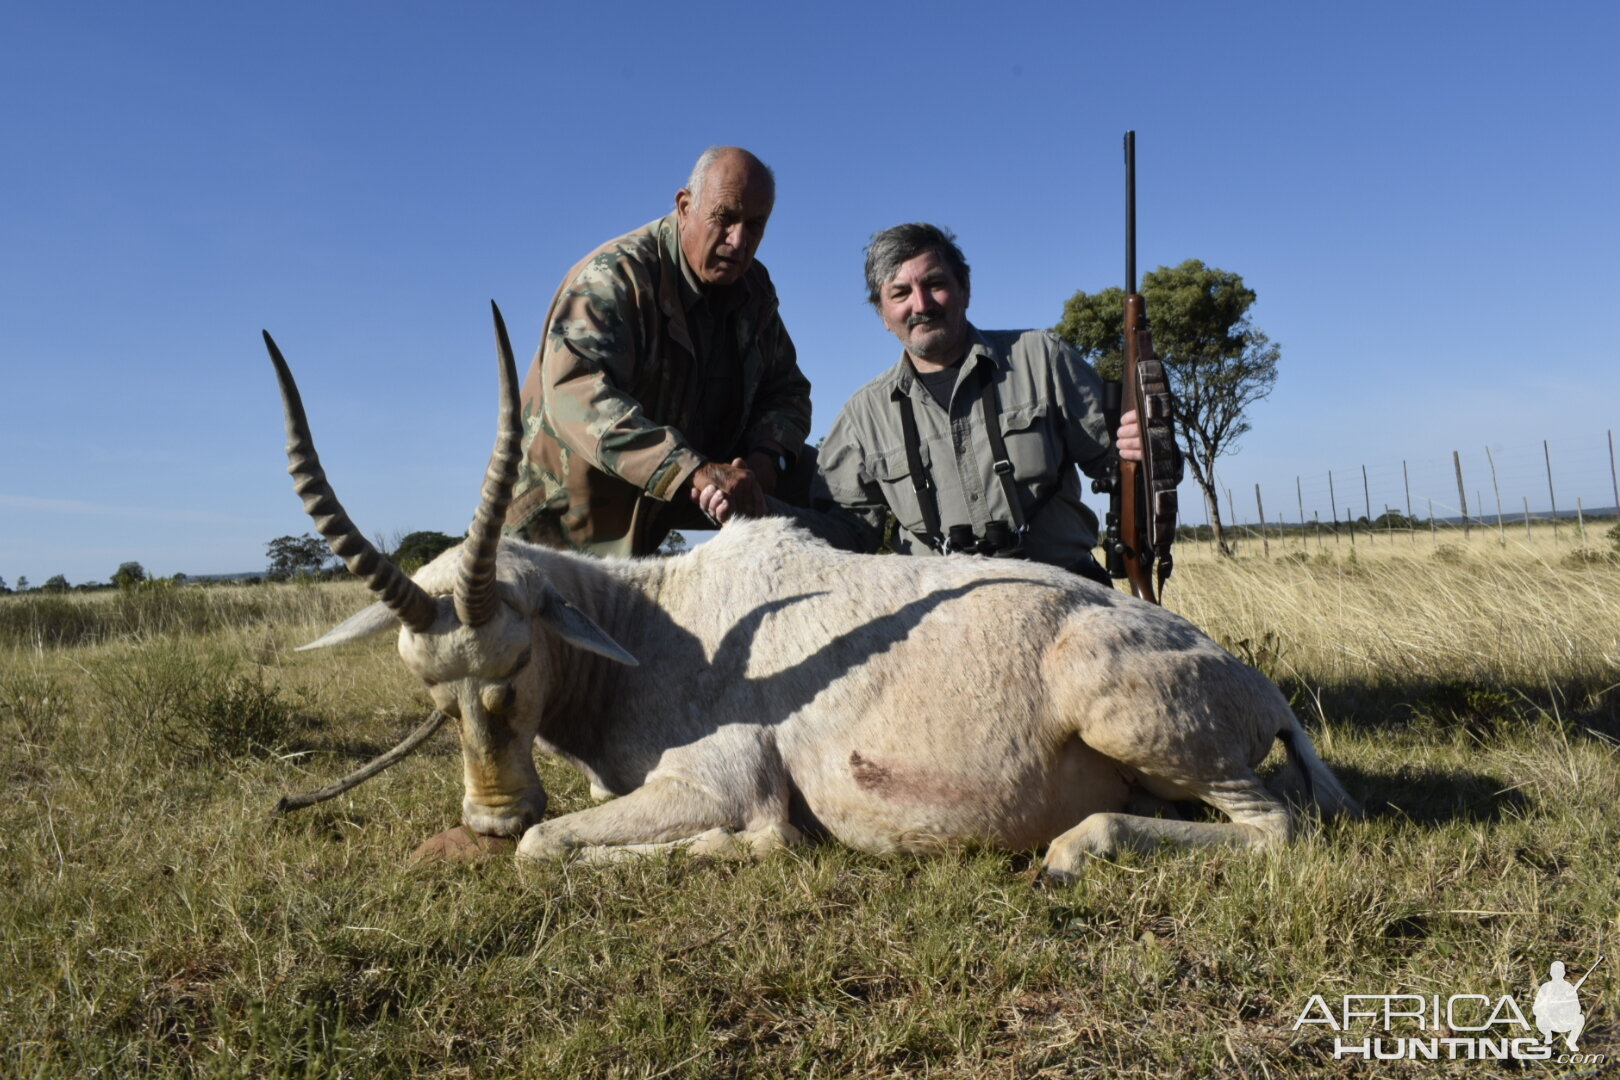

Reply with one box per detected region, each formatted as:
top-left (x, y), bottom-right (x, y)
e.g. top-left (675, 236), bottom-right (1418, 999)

top-left (264, 303), bottom-right (636, 838)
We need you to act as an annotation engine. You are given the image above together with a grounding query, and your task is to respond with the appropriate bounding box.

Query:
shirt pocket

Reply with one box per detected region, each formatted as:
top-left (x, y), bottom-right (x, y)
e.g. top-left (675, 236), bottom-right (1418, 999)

top-left (865, 445), bottom-right (931, 538)
top-left (998, 400), bottom-right (1059, 484)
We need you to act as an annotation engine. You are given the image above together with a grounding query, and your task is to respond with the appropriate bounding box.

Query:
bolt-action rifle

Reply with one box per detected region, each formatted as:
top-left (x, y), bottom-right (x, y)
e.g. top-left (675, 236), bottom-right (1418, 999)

top-left (1098, 131), bottom-right (1180, 603)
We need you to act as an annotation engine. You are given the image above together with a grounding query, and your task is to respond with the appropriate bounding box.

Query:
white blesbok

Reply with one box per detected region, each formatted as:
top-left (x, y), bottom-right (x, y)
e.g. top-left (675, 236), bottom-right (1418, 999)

top-left (265, 305), bottom-right (1357, 879)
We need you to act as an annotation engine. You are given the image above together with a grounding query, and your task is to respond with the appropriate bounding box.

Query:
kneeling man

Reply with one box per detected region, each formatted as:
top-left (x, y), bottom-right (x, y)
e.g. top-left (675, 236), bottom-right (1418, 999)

top-left (708, 222), bottom-right (1145, 584)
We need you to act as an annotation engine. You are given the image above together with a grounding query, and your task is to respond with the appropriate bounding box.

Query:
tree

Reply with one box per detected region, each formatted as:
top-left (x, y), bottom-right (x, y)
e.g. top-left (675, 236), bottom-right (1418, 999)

top-left (266, 534), bottom-right (334, 580)
top-left (16, 576), bottom-right (28, 592)
top-left (1055, 259), bottom-right (1280, 556)
top-left (42, 574), bottom-right (70, 593)
top-left (391, 530), bottom-right (463, 574)
top-left (657, 530), bottom-right (689, 555)
top-left (0, 576), bottom-right (8, 594)
top-left (113, 561), bottom-right (148, 590)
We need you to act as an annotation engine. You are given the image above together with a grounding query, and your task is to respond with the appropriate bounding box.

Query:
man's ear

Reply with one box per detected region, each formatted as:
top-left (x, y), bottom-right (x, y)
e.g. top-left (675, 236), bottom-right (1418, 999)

top-left (675, 187), bottom-right (693, 220)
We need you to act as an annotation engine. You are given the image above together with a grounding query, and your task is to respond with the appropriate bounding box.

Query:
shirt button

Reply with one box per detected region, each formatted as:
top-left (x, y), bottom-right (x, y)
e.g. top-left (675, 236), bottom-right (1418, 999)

top-left (970, 493), bottom-right (980, 502)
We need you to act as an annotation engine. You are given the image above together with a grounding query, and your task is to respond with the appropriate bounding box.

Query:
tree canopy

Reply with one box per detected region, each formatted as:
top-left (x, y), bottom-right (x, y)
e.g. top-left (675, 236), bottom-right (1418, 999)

top-left (113, 561), bottom-right (148, 590)
top-left (266, 534), bottom-right (334, 580)
top-left (1055, 258), bottom-right (1280, 554)
top-left (391, 531), bottom-right (462, 573)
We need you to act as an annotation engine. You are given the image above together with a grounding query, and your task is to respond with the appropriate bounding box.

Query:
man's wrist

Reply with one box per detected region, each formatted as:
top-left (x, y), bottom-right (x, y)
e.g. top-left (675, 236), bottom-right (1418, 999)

top-left (751, 445), bottom-right (790, 475)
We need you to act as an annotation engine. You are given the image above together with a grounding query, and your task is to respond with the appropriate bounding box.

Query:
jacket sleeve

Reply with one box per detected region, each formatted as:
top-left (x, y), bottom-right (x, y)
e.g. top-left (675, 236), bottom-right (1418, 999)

top-left (539, 252), bottom-right (706, 502)
top-left (741, 307), bottom-right (813, 460)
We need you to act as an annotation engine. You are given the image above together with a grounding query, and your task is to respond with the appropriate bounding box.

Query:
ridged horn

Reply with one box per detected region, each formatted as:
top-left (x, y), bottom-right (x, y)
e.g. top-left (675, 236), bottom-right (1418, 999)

top-left (263, 330), bottom-right (437, 633)
top-left (453, 302), bottom-right (523, 627)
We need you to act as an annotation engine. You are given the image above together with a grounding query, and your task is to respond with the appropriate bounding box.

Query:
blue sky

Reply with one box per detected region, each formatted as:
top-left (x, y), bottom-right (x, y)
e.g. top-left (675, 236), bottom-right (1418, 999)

top-left (3, 1), bottom-right (1618, 584)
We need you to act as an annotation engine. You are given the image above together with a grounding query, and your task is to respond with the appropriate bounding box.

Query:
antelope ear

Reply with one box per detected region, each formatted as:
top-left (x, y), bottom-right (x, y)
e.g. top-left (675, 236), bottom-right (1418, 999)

top-left (297, 602), bottom-right (401, 651)
top-left (537, 584), bottom-right (638, 666)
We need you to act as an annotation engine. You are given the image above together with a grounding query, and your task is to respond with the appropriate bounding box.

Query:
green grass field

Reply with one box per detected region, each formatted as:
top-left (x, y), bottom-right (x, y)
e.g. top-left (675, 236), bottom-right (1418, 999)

top-left (2, 526), bottom-right (1616, 1078)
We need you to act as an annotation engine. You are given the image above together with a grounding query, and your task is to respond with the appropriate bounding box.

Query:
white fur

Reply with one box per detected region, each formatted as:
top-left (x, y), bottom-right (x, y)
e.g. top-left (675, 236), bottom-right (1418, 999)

top-left (330, 518), bottom-right (1355, 876)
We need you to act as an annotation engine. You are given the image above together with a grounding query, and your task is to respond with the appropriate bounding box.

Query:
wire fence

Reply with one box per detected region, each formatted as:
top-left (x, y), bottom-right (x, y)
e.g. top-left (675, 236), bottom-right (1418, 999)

top-left (1188, 428), bottom-right (1620, 555)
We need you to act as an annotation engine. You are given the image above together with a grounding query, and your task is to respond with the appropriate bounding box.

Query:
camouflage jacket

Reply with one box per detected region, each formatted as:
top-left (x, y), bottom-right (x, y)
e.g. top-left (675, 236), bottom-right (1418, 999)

top-left (505, 214), bottom-right (812, 556)
top-left (805, 326), bottom-right (1112, 570)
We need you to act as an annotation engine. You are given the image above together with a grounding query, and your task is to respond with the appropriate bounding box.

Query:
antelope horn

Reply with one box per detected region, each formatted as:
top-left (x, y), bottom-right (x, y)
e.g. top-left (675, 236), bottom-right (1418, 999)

top-left (454, 302), bottom-right (523, 627)
top-left (264, 330), bottom-right (437, 633)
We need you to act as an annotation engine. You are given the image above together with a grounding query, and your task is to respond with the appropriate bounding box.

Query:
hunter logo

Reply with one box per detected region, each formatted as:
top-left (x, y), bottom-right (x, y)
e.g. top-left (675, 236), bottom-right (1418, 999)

top-left (1292, 956), bottom-right (1606, 1064)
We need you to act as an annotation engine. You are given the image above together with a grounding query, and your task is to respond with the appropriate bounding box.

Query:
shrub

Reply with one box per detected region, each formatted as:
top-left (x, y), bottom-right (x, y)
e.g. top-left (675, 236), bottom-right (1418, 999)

top-left (1560, 546), bottom-right (1617, 569)
top-left (92, 647), bottom-right (303, 762)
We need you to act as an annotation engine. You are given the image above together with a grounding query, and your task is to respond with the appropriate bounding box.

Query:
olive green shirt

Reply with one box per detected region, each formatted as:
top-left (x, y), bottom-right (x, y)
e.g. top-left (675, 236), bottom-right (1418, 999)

top-left (804, 326), bottom-right (1112, 569)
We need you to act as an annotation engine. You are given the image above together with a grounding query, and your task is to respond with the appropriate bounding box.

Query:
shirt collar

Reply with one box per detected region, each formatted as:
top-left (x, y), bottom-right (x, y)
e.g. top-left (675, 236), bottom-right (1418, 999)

top-left (890, 323), bottom-right (993, 399)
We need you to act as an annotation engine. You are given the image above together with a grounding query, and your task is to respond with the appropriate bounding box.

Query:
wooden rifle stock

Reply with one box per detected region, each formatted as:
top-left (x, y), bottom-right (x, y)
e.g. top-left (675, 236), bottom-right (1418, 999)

top-left (1115, 131), bottom-right (1178, 603)
top-left (1119, 292), bottom-right (1158, 603)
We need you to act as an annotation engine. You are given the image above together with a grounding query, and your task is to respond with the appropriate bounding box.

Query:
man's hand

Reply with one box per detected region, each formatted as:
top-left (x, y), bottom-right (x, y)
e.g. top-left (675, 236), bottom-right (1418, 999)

top-left (691, 459), bottom-right (767, 524)
top-left (1115, 409), bottom-right (1144, 463)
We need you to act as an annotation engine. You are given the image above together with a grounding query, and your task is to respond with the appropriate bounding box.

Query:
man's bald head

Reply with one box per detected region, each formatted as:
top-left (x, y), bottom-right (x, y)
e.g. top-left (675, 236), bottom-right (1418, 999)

top-left (675, 147), bottom-right (776, 287)
top-left (684, 146), bottom-right (775, 211)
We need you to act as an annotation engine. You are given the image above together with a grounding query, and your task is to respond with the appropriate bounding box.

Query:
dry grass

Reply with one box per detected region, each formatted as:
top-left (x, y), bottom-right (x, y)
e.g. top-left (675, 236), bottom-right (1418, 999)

top-left (2, 539), bottom-right (1616, 1078)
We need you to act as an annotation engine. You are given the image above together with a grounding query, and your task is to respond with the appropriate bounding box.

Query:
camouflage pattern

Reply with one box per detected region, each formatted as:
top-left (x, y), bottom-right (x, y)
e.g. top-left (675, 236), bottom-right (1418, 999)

top-left (506, 214), bottom-right (812, 556)
top-left (807, 326), bottom-right (1113, 570)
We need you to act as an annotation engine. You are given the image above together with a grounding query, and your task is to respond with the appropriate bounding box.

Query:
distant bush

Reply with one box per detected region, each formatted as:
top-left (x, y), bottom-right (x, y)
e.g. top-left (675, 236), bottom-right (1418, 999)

top-left (392, 530), bottom-right (462, 574)
top-left (1561, 547), bottom-right (1617, 569)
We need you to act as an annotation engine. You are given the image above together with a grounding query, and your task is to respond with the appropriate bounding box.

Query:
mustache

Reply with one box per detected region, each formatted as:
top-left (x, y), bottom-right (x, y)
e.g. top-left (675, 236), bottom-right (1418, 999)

top-left (906, 312), bottom-right (940, 328)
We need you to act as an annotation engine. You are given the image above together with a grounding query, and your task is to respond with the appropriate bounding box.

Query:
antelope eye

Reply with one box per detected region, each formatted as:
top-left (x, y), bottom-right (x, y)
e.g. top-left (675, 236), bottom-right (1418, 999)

top-left (480, 683), bottom-right (517, 716)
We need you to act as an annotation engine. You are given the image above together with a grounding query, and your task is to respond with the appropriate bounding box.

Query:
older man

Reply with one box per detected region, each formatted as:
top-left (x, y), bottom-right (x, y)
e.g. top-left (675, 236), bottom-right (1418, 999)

top-left (505, 147), bottom-right (812, 556)
top-left (707, 223), bottom-right (1143, 584)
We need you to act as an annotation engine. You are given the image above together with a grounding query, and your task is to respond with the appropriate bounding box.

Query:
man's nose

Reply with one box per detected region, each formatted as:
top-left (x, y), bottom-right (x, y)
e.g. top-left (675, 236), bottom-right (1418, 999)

top-left (725, 223), bottom-right (749, 249)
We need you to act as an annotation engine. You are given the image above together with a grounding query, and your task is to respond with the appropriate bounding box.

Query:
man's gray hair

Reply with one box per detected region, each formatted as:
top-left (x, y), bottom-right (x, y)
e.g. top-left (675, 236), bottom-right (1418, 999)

top-left (864, 223), bottom-right (971, 308)
top-left (685, 146), bottom-right (775, 207)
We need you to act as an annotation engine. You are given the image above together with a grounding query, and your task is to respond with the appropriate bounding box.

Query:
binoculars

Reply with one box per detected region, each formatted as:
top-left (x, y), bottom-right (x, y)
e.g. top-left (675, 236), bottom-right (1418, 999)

top-left (945, 521), bottom-right (1024, 557)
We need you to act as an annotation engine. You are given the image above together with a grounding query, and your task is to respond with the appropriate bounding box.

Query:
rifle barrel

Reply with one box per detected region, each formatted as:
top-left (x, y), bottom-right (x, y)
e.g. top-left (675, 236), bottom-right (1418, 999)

top-left (1125, 130), bottom-right (1136, 294)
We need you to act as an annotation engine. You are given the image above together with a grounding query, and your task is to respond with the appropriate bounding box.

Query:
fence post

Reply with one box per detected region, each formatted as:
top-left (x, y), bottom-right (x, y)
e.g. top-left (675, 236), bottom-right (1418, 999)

top-left (1403, 460), bottom-right (1415, 544)
top-left (1255, 484), bottom-right (1270, 558)
top-left (1610, 429), bottom-right (1618, 519)
top-left (1361, 465), bottom-right (1372, 532)
top-left (1523, 496), bottom-right (1533, 543)
top-left (1452, 451), bottom-right (1470, 538)
top-left (1328, 471), bottom-right (1341, 547)
top-left (1577, 497), bottom-right (1587, 543)
top-left (1485, 445), bottom-right (1505, 545)
top-left (1543, 440), bottom-right (1560, 541)
top-left (1429, 497), bottom-right (1437, 545)
top-left (1296, 476), bottom-right (1306, 552)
